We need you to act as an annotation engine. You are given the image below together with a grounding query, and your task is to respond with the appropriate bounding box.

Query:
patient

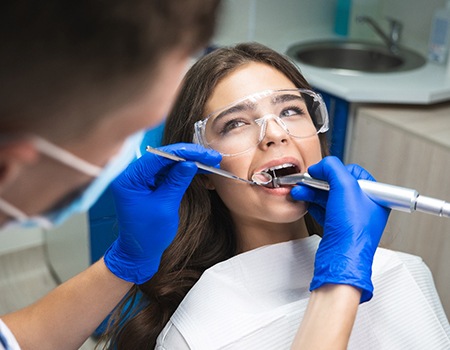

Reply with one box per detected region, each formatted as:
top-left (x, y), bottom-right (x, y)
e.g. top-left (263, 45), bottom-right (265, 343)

top-left (102, 43), bottom-right (450, 349)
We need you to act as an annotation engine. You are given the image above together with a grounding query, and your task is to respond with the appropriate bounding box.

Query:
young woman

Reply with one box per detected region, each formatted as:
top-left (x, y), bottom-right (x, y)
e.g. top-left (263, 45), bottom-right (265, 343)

top-left (102, 43), bottom-right (450, 349)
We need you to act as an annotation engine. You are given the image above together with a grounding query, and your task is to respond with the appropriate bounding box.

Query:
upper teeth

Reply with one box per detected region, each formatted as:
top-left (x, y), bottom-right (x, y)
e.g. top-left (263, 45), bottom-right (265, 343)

top-left (265, 163), bottom-right (296, 172)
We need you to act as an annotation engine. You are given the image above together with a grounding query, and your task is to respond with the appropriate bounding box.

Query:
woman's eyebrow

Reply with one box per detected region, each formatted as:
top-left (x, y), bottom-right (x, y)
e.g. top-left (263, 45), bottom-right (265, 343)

top-left (211, 93), bottom-right (304, 124)
top-left (213, 102), bottom-right (256, 122)
top-left (272, 94), bottom-right (304, 104)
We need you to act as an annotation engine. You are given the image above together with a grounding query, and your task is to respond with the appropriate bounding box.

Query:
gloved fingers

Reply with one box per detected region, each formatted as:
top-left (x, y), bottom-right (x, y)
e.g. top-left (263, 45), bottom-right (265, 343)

top-left (161, 143), bottom-right (222, 175)
top-left (114, 143), bottom-right (221, 191)
top-left (346, 163), bottom-right (376, 182)
top-left (160, 143), bottom-right (222, 166)
top-left (154, 161), bottom-right (198, 200)
top-left (305, 203), bottom-right (325, 226)
top-left (290, 184), bottom-right (329, 209)
top-left (290, 185), bottom-right (328, 225)
top-left (139, 143), bottom-right (221, 180)
top-left (143, 143), bottom-right (221, 184)
top-left (308, 156), bottom-right (360, 192)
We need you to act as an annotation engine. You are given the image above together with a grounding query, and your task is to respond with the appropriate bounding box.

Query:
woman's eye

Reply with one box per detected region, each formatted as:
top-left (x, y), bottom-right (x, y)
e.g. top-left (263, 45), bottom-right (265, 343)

top-left (220, 119), bottom-right (247, 134)
top-left (280, 107), bottom-right (304, 118)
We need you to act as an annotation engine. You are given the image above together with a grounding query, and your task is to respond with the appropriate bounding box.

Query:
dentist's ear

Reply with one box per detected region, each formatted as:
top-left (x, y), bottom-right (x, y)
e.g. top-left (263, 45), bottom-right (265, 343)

top-left (200, 174), bottom-right (216, 190)
top-left (0, 138), bottom-right (39, 191)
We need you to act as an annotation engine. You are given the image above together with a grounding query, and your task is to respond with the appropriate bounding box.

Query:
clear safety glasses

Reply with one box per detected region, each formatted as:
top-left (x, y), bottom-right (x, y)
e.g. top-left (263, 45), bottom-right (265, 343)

top-left (193, 88), bottom-right (329, 156)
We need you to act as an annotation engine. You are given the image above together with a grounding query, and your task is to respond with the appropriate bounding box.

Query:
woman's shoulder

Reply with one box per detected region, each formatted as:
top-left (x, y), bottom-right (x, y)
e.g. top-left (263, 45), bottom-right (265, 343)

top-left (155, 321), bottom-right (190, 350)
top-left (370, 246), bottom-right (450, 338)
top-left (374, 246), bottom-right (428, 272)
top-left (372, 246), bottom-right (434, 287)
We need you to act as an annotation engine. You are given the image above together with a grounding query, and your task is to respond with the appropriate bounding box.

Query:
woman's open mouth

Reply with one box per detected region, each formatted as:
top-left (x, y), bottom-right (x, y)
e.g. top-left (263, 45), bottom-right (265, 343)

top-left (252, 163), bottom-right (300, 188)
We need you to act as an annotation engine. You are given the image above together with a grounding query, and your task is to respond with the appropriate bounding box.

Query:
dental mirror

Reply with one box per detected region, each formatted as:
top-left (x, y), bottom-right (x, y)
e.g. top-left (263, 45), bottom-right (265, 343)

top-left (251, 171), bottom-right (273, 186)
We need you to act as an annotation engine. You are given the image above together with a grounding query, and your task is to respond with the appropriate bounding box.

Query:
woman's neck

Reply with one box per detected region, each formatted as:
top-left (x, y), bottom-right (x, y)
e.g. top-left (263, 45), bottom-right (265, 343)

top-left (234, 218), bottom-right (309, 253)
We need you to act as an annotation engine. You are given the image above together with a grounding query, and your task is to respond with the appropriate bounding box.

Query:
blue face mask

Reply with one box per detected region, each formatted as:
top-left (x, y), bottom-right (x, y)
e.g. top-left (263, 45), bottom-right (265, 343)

top-left (0, 130), bottom-right (145, 230)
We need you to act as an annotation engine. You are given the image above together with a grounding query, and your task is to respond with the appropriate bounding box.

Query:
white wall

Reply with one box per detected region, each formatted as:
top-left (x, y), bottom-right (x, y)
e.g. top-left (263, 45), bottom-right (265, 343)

top-left (213, 0), bottom-right (336, 53)
top-left (379, 0), bottom-right (443, 54)
top-left (0, 226), bottom-right (43, 255)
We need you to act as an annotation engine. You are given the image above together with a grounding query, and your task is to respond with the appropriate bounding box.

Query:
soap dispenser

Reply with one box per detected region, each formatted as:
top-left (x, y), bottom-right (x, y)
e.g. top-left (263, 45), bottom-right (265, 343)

top-left (428, 0), bottom-right (450, 64)
top-left (334, 0), bottom-right (352, 36)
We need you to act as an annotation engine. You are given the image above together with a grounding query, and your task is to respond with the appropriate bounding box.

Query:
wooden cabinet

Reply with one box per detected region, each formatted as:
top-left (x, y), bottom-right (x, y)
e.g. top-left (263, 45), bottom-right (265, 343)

top-left (348, 103), bottom-right (450, 317)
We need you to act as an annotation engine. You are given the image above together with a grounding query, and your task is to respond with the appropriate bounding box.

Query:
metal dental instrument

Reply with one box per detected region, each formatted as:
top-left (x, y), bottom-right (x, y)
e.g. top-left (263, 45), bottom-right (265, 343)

top-left (256, 172), bottom-right (450, 218)
top-left (146, 146), bottom-right (255, 185)
top-left (146, 146), bottom-right (450, 218)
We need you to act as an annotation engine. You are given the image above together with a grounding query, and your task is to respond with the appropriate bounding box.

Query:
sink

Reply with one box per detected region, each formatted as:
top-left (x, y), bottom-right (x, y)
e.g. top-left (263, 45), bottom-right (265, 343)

top-left (286, 40), bottom-right (426, 73)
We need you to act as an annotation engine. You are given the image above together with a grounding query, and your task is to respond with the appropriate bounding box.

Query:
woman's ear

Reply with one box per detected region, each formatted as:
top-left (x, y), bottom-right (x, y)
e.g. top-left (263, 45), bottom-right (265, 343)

top-left (0, 139), bottom-right (39, 191)
top-left (200, 174), bottom-right (216, 190)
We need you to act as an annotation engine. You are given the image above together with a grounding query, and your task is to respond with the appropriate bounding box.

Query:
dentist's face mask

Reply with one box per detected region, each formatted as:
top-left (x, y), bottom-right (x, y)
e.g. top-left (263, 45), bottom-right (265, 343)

top-left (0, 130), bottom-right (145, 230)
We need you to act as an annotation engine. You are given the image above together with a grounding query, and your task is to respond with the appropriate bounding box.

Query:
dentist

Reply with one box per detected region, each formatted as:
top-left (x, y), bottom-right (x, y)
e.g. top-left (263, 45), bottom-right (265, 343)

top-left (0, 1), bottom-right (222, 349)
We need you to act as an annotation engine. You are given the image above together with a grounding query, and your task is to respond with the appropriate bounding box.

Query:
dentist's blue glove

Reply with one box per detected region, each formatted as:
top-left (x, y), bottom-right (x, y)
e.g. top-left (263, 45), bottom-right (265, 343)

top-left (104, 143), bottom-right (221, 284)
top-left (290, 156), bottom-right (390, 302)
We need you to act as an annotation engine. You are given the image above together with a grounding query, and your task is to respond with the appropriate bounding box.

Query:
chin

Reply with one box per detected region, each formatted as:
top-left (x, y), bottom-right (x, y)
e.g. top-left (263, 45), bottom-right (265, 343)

top-left (265, 203), bottom-right (308, 223)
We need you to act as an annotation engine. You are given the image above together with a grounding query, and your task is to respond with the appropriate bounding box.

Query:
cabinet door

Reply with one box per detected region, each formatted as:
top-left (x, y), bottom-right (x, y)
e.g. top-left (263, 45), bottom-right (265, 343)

top-left (348, 109), bottom-right (450, 318)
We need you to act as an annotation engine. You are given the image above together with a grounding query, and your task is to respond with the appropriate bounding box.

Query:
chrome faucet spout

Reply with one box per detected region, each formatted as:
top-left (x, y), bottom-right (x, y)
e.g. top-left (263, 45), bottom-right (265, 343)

top-left (356, 16), bottom-right (403, 53)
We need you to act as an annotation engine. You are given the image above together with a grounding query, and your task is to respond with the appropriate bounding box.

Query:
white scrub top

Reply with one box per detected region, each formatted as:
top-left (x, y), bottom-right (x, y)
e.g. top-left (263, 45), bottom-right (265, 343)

top-left (155, 235), bottom-right (450, 350)
top-left (0, 319), bottom-right (20, 350)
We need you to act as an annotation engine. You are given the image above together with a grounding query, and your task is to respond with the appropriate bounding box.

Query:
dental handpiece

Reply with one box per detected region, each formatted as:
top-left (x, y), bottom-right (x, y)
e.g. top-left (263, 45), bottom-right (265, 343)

top-left (274, 173), bottom-right (450, 218)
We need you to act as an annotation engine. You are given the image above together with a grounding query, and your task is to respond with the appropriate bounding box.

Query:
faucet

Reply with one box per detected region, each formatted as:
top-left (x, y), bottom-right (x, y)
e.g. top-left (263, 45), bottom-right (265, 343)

top-left (356, 16), bottom-right (403, 53)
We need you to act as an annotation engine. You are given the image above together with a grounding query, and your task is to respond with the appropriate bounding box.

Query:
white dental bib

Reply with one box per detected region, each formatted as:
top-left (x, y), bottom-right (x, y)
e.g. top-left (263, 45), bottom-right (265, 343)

top-left (156, 235), bottom-right (450, 349)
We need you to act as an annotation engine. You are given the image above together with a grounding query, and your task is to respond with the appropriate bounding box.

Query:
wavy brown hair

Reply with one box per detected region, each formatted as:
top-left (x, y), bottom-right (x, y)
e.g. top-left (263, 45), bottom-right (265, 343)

top-left (101, 42), bottom-right (329, 349)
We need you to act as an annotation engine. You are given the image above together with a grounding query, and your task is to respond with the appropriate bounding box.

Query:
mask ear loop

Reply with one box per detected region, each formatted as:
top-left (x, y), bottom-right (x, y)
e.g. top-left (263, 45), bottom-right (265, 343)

top-left (0, 137), bottom-right (102, 229)
top-left (33, 137), bottom-right (102, 177)
top-left (0, 197), bottom-right (53, 229)
top-left (0, 197), bottom-right (28, 221)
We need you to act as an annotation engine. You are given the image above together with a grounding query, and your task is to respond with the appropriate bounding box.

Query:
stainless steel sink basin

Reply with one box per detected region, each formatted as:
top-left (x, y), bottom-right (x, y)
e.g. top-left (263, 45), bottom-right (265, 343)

top-left (286, 40), bottom-right (426, 73)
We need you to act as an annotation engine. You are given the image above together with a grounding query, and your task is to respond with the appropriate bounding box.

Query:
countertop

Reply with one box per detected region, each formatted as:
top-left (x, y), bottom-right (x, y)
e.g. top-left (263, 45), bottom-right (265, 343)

top-left (287, 43), bottom-right (450, 105)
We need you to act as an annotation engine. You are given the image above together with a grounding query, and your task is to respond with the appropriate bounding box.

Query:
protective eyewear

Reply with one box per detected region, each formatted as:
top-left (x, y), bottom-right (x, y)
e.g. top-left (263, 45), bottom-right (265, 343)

top-left (193, 88), bottom-right (329, 156)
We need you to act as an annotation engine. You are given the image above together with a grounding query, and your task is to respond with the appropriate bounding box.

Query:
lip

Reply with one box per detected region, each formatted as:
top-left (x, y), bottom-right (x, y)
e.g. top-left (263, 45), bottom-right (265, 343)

top-left (258, 185), bottom-right (294, 196)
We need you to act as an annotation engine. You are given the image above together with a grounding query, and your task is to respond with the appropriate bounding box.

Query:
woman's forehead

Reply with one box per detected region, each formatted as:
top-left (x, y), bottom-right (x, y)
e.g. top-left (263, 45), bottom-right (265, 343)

top-left (204, 62), bottom-right (296, 116)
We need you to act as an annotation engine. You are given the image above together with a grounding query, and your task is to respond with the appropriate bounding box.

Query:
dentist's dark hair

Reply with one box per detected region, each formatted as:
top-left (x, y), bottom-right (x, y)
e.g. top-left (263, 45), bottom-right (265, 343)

top-left (1, 0), bottom-right (221, 142)
top-left (102, 42), bottom-right (328, 349)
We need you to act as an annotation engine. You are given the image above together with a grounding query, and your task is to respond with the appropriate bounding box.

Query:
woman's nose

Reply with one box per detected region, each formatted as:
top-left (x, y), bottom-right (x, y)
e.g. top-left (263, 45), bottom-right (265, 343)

top-left (260, 115), bottom-right (289, 149)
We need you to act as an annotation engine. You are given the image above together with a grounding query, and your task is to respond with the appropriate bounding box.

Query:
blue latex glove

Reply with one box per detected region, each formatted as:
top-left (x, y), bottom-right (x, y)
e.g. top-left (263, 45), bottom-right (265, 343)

top-left (104, 143), bottom-right (221, 284)
top-left (290, 156), bottom-right (390, 302)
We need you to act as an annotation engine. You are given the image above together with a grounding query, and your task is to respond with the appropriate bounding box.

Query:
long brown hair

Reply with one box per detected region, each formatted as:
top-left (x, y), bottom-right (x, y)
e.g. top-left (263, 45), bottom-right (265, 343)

top-left (101, 42), bottom-right (329, 349)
